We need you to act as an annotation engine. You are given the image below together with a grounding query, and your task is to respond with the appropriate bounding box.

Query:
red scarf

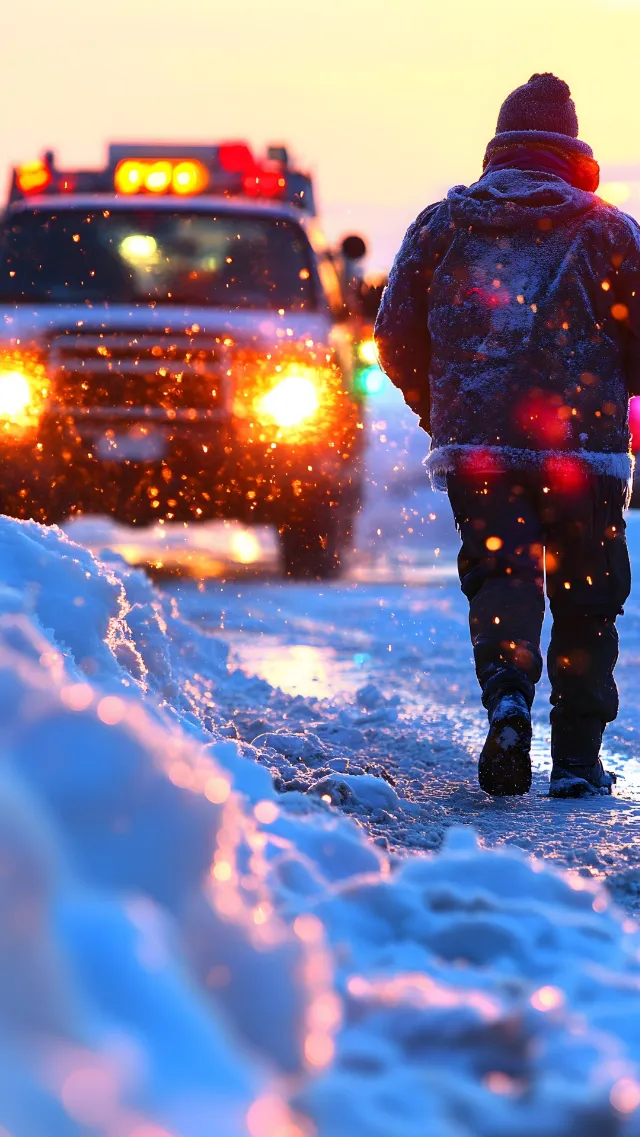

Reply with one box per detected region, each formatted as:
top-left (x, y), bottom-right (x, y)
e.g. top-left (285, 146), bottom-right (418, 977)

top-left (483, 136), bottom-right (599, 193)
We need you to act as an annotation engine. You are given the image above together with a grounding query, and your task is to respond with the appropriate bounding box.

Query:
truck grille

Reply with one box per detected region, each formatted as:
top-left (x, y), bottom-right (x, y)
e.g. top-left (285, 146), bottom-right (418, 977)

top-left (49, 331), bottom-right (231, 419)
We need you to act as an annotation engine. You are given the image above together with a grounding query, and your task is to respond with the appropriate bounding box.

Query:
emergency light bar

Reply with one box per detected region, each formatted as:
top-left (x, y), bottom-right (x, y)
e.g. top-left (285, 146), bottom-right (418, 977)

top-left (9, 141), bottom-right (315, 213)
top-left (114, 159), bottom-right (210, 196)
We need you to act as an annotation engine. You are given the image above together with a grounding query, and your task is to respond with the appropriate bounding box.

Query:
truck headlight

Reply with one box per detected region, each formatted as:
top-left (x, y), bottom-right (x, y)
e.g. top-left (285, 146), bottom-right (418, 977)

top-left (0, 370), bottom-right (35, 419)
top-left (258, 371), bottom-right (320, 429)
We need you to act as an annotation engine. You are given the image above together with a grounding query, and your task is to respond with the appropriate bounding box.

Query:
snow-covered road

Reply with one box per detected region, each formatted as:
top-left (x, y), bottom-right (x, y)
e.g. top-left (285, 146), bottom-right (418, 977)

top-left (69, 375), bottom-right (640, 914)
top-left (169, 537), bottom-right (640, 916)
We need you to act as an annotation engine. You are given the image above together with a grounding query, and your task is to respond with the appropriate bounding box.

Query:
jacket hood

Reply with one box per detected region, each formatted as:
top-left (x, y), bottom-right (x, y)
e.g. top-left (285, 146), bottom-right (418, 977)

top-left (447, 168), bottom-right (598, 231)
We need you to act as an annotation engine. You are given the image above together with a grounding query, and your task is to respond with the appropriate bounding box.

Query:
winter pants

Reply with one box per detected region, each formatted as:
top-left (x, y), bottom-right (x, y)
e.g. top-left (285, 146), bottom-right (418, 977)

top-left (447, 471), bottom-right (631, 765)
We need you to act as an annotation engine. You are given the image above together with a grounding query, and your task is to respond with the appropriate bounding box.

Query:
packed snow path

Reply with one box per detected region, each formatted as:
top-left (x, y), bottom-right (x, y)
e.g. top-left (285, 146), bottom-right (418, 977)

top-left (168, 554), bottom-right (640, 917)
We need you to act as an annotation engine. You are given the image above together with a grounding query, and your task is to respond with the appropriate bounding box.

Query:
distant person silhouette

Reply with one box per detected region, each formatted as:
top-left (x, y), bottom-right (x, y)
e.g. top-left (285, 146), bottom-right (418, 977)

top-left (376, 73), bottom-right (640, 797)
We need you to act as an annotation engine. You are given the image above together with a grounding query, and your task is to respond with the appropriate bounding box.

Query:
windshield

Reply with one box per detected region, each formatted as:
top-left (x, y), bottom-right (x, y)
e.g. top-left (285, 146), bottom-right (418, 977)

top-left (0, 208), bottom-right (317, 310)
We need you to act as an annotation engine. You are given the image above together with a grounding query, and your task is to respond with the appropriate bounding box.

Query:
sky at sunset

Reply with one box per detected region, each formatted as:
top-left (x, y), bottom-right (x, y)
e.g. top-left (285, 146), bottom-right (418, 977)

top-left (4, 0), bottom-right (640, 266)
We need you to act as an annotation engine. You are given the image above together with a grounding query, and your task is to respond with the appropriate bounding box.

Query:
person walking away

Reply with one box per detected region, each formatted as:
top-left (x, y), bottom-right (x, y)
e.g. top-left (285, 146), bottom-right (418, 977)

top-left (375, 73), bottom-right (640, 798)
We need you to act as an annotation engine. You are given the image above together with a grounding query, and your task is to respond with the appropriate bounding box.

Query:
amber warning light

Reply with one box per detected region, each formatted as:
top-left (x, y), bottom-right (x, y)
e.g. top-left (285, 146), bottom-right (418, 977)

top-left (16, 159), bottom-right (53, 195)
top-left (114, 159), bottom-right (209, 196)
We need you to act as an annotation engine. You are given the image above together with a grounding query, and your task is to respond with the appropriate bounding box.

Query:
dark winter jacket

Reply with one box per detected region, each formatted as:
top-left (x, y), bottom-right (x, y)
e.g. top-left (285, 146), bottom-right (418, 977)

top-left (375, 143), bottom-right (640, 486)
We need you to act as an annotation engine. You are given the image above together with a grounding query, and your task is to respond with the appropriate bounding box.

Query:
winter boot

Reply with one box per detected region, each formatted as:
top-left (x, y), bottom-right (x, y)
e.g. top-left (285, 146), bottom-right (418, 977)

top-left (549, 760), bottom-right (616, 798)
top-left (478, 690), bottom-right (532, 796)
top-left (549, 718), bottom-right (615, 797)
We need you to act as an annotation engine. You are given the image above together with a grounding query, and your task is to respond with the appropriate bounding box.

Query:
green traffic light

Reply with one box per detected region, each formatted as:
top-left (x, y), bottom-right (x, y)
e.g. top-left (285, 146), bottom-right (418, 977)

top-left (358, 365), bottom-right (385, 395)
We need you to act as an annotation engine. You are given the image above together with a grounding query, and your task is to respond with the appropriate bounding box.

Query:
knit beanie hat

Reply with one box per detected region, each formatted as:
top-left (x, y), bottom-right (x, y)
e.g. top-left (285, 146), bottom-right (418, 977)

top-left (496, 73), bottom-right (578, 137)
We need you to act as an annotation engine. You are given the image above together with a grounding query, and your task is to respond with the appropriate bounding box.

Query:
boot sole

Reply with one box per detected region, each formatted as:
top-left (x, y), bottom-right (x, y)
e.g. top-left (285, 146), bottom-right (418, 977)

top-left (478, 710), bottom-right (532, 797)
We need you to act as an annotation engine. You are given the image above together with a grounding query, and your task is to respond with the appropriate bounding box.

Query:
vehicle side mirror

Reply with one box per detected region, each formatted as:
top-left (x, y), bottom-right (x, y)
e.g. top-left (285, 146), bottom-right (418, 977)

top-left (330, 302), bottom-right (351, 324)
top-left (359, 274), bottom-right (387, 321)
top-left (341, 234), bottom-right (367, 262)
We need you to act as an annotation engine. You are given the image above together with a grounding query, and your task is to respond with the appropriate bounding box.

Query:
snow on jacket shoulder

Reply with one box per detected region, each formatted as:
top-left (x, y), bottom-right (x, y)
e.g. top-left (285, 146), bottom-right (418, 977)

top-left (375, 168), bottom-right (640, 483)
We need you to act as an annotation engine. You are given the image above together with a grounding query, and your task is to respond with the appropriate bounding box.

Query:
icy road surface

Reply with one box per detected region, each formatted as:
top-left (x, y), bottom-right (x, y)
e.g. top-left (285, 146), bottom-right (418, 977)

top-left (169, 544), bottom-right (640, 916)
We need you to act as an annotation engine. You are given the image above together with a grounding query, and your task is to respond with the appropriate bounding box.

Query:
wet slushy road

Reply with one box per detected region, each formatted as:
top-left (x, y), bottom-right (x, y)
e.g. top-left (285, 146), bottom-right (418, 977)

top-left (168, 550), bottom-right (640, 919)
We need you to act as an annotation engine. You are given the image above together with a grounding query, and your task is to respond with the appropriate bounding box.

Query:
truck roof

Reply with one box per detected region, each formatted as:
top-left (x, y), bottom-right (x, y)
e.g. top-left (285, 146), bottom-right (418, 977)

top-left (4, 193), bottom-right (306, 224)
top-left (8, 142), bottom-right (316, 215)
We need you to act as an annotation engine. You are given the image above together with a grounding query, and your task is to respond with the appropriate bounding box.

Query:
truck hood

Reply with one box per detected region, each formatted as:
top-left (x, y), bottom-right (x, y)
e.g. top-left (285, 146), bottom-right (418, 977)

top-left (0, 304), bottom-right (334, 352)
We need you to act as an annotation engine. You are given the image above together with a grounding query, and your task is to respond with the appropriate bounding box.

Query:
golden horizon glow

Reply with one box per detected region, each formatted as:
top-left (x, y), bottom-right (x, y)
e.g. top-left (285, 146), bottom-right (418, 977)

top-left (599, 181), bottom-right (633, 206)
top-left (3, 0), bottom-right (640, 264)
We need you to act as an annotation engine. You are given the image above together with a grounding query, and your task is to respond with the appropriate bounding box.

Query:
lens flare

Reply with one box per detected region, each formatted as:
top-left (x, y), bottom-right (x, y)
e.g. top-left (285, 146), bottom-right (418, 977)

top-left (357, 339), bottom-right (378, 365)
top-left (259, 372), bottom-right (320, 428)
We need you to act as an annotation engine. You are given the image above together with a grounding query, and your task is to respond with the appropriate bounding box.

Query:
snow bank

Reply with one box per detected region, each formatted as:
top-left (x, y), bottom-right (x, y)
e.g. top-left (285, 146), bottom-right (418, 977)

top-left (3, 515), bottom-right (640, 1135)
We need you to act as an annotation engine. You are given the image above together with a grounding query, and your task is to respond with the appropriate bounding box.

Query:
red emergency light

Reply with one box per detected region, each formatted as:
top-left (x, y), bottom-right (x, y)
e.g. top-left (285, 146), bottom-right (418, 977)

top-left (217, 143), bottom-right (256, 175)
top-left (216, 143), bottom-right (287, 198)
top-left (243, 167), bottom-right (287, 196)
top-left (243, 169), bottom-right (287, 198)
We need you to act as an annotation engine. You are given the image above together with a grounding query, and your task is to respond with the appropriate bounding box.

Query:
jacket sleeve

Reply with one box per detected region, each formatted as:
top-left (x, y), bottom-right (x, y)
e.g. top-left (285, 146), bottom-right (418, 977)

top-left (374, 203), bottom-right (441, 433)
top-left (611, 215), bottom-right (640, 397)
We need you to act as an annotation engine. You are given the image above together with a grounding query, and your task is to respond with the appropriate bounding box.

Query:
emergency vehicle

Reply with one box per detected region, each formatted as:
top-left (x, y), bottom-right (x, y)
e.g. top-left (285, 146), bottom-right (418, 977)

top-left (0, 142), bottom-right (371, 576)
